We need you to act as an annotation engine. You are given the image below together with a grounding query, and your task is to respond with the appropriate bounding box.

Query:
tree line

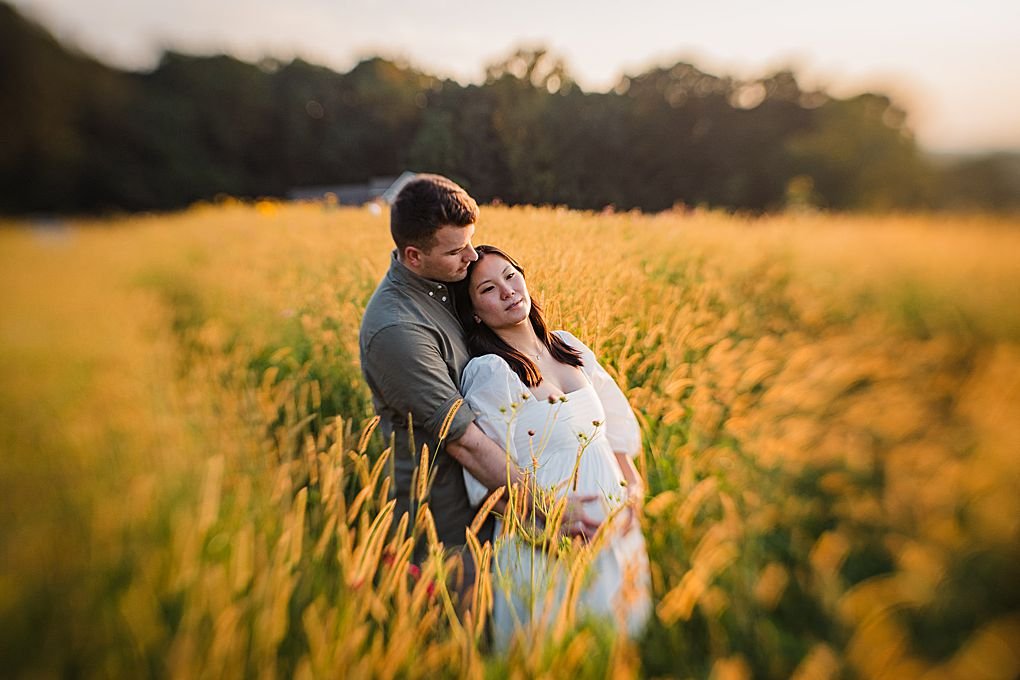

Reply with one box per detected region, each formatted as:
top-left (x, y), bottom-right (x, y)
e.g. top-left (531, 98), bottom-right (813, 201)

top-left (2, 3), bottom-right (1017, 215)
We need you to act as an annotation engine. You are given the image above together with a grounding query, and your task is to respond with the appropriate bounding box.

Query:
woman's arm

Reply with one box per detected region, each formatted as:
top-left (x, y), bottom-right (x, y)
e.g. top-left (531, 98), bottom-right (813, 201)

top-left (614, 452), bottom-right (643, 496)
top-left (614, 452), bottom-right (645, 535)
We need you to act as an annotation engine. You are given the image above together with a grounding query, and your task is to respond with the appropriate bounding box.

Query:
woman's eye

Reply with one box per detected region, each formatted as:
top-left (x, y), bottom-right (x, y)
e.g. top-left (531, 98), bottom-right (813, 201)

top-left (481, 286), bottom-right (494, 294)
top-left (506, 272), bottom-right (515, 280)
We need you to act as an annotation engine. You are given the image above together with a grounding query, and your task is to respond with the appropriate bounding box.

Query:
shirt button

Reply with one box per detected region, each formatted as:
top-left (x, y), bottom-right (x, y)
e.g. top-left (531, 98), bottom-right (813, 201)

top-left (428, 291), bottom-right (434, 296)
top-left (442, 296), bottom-right (447, 302)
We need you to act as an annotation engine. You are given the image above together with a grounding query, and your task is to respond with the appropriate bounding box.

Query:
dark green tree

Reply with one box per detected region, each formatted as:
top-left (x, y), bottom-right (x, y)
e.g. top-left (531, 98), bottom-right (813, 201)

top-left (786, 93), bottom-right (934, 210)
top-left (2, 2), bottom-right (1007, 215)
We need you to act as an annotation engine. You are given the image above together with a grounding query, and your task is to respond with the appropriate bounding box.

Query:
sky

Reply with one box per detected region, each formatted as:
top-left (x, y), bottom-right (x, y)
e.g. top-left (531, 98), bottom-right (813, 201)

top-left (13, 0), bottom-right (1020, 153)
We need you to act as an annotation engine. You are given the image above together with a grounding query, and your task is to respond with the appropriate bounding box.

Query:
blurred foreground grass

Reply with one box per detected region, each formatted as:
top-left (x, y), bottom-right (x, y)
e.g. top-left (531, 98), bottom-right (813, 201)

top-left (1, 202), bottom-right (1019, 678)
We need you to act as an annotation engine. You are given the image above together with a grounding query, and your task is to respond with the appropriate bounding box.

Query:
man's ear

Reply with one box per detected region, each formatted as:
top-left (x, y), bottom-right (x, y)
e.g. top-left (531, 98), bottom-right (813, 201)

top-left (403, 245), bottom-right (424, 269)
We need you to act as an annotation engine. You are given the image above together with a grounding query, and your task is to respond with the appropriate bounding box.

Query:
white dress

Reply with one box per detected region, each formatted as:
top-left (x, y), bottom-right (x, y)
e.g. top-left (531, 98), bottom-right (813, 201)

top-left (461, 330), bottom-right (652, 647)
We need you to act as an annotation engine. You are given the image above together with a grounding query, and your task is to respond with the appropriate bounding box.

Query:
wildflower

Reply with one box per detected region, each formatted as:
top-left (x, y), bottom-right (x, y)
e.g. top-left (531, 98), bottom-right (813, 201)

top-left (592, 420), bottom-right (602, 427)
top-left (548, 395), bottom-right (557, 404)
top-left (407, 564), bottom-right (421, 580)
top-left (520, 392), bottom-right (531, 401)
top-left (381, 549), bottom-right (395, 567)
top-left (528, 429), bottom-right (536, 437)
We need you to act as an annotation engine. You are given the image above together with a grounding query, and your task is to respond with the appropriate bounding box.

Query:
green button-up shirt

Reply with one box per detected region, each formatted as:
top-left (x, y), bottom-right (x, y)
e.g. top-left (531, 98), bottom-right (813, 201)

top-left (359, 251), bottom-right (483, 550)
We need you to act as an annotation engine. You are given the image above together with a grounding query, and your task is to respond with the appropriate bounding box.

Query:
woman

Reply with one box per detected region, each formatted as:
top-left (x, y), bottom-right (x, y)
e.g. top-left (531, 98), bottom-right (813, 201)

top-left (454, 245), bottom-right (651, 647)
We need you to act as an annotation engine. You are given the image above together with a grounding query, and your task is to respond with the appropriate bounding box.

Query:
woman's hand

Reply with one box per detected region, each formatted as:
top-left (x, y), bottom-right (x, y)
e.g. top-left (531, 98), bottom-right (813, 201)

top-left (560, 493), bottom-right (603, 541)
top-left (510, 482), bottom-right (602, 546)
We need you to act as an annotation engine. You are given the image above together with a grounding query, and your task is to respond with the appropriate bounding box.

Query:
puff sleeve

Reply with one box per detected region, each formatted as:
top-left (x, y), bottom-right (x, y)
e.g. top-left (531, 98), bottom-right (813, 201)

top-left (555, 330), bottom-right (642, 457)
top-left (459, 354), bottom-right (525, 507)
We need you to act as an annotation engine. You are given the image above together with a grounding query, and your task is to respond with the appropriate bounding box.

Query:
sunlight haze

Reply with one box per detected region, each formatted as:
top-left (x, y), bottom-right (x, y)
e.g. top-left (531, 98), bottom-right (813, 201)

top-left (13, 0), bottom-right (1020, 152)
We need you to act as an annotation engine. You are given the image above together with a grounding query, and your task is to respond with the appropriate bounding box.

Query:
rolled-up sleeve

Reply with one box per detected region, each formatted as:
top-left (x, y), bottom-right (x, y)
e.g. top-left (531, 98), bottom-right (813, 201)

top-left (363, 324), bottom-right (475, 443)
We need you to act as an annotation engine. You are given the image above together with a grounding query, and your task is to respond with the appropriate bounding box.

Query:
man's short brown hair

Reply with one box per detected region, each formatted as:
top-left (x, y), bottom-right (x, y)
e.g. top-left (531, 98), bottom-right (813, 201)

top-left (390, 174), bottom-right (479, 253)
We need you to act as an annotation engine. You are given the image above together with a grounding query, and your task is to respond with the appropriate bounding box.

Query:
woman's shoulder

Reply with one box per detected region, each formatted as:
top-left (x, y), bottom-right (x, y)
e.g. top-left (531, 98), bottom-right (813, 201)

top-left (552, 329), bottom-right (602, 379)
top-left (465, 352), bottom-right (512, 373)
top-left (551, 329), bottom-right (578, 344)
top-left (552, 329), bottom-right (593, 356)
top-left (462, 353), bottom-right (520, 388)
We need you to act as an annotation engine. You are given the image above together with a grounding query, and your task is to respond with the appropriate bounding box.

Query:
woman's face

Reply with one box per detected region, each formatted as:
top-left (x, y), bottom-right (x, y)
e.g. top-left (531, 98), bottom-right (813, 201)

top-left (468, 254), bottom-right (531, 330)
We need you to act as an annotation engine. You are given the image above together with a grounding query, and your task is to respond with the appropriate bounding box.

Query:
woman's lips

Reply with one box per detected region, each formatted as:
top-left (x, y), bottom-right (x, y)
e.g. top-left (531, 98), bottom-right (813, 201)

top-left (506, 298), bottom-right (524, 311)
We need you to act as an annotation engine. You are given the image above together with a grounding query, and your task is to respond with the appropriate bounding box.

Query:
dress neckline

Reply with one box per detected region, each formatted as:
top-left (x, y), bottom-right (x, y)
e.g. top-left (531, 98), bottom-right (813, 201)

top-left (473, 330), bottom-right (594, 403)
top-left (525, 372), bottom-right (593, 403)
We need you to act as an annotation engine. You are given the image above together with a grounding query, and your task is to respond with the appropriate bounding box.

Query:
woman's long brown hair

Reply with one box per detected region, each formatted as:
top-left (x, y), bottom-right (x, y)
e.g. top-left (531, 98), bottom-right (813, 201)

top-left (454, 245), bottom-right (582, 387)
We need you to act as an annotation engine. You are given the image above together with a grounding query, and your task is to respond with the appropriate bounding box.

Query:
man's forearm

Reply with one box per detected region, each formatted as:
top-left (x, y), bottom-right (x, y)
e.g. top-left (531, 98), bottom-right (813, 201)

top-left (447, 422), bottom-right (603, 538)
top-left (445, 422), bottom-right (523, 490)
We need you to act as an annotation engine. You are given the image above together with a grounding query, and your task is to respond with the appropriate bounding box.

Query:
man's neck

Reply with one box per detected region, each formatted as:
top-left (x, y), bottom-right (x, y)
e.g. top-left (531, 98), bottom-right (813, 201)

top-left (396, 255), bottom-right (443, 284)
top-left (396, 256), bottom-right (423, 279)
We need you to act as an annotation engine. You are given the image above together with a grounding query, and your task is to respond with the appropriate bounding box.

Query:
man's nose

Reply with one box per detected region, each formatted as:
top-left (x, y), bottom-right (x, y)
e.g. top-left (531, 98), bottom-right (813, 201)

top-left (464, 245), bottom-right (478, 262)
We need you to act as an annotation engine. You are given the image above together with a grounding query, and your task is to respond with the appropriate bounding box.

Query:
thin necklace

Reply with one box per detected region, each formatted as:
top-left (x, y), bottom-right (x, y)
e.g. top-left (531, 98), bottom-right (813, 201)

top-left (525, 344), bottom-right (545, 361)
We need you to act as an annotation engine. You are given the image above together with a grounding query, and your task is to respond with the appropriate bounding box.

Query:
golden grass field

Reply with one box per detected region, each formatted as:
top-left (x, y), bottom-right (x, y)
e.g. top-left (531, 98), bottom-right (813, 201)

top-left (1, 202), bottom-right (1019, 679)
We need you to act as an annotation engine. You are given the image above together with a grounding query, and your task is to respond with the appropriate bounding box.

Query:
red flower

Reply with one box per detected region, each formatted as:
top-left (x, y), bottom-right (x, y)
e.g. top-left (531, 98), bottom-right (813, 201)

top-left (407, 563), bottom-right (421, 580)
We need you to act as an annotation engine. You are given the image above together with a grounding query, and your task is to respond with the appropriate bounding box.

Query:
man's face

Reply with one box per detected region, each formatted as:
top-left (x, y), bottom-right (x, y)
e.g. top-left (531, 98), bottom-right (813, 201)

top-left (413, 224), bottom-right (478, 282)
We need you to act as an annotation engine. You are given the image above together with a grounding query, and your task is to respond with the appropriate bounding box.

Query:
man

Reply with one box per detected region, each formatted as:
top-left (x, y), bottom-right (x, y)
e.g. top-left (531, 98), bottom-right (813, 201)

top-left (359, 174), bottom-right (599, 588)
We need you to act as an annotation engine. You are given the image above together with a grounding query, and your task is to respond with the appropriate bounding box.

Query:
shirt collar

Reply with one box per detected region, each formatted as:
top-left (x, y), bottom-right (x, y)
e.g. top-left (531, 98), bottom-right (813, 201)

top-left (386, 250), bottom-right (455, 300)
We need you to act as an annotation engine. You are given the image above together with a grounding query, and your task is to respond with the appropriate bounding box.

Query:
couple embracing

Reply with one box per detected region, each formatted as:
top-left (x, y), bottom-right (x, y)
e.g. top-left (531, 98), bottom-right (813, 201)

top-left (359, 174), bottom-right (651, 647)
